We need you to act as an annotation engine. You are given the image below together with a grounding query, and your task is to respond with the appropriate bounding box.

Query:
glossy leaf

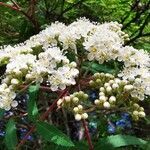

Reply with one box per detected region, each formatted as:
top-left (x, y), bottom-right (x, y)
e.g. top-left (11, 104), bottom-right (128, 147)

top-left (95, 134), bottom-right (148, 150)
top-left (36, 121), bottom-right (74, 147)
top-left (27, 84), bottom-right (39, 121)
top-left (4, 119), bottom-right (18, 150)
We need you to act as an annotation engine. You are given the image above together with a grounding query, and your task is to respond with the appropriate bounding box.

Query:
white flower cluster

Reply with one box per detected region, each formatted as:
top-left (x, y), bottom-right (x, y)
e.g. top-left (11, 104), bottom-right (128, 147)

top-left (0, 47), bottom-right (78, 110)
top-left (0, 18), bottom-right (149, 111)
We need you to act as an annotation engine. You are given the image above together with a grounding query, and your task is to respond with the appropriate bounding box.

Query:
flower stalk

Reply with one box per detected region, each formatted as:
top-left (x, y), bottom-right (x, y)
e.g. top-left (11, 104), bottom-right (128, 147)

top-left (82, 119), bottom-right (94, 150)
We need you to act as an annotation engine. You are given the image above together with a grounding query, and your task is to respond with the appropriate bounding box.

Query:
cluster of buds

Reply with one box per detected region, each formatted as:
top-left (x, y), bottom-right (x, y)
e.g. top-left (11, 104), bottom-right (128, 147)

top-left (57, 91), bottom-right (88, 121)
top-left (89, 73), bottom-right (146, 120)
top-left (131, 103), bottom-right (146, 121)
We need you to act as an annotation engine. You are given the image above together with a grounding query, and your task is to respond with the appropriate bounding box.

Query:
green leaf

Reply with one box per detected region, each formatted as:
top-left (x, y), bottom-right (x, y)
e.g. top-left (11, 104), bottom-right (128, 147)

top-left (27, 84), bottom-right (39, 121)
top-left (36, 121), bottom-right (74, 147)
top-left (66, 0), bottom-right (77, 3)
top-left (82, 61), bottom-right (115, 74)
top-left (0, 109), bottom-right (5, 119)
top-left (4, 119), bottom-right (18, 150)
top-left (95, 134), bottom-right (148, 150)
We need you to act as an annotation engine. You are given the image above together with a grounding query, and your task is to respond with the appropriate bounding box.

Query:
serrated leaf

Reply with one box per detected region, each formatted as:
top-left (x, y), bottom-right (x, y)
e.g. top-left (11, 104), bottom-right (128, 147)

top-left (36, 121), bottom-right (74, 147)
top-left (4, 119), bottom-right (18, 150)
top-left (95, 134), bottom-right (148, 150)
top-left (27, 84), bottom-right (39, 121)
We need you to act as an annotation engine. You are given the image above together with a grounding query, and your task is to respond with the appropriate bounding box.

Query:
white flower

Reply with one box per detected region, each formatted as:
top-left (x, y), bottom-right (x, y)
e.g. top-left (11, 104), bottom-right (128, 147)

top-left (48, 65), bottom-right (79, 91)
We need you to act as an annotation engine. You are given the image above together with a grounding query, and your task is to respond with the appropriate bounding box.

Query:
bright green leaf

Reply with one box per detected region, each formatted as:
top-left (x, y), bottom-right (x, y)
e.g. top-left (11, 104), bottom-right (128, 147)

top-left (27, 84), bottom-right (40, 121)
top-left (66, 0), bottom-right (77, 3)
top-left (36, 121), bottom-right (74, 147)
top-left (4, 119), bottom-right (18, 150)
top-left (95, 134), bottom-right (148, 150)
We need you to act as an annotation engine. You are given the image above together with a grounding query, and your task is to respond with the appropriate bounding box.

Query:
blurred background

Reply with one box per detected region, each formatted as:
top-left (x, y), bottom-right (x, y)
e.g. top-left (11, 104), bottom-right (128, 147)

top-left (0, 0), bottom-right (149, 51)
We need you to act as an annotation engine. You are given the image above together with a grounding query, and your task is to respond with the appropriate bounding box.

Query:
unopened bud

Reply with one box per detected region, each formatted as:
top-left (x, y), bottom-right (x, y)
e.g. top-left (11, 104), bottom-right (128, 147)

top-left (73, 107), bottom-right (79, 113)
top-left (100, 87), bottom-right (105, 92)
top-left (81, 113), bottom-right (88, 119)
top-left (103, 102), bottom-right (110, 108)
top-left (11, 79), bottom-right (19, 85)
top-left (78, 105), bottom-right (83, 110)
top-left (75, 114), bottom-right (82, 121)
top-left (112, 83), bottom-right (119, 89)
top-left (138, 111), bottom-right (145, 118)
top-left (109, 96), bottom-right (116, 103)
top-left (94, 99), bottom-right (100, 105)
top-left (65, 96), bottom-right (71, 102)
top-left (72, 97), bottom-right (79, 103)
top-left (106, 86), bottom-right (112, 92)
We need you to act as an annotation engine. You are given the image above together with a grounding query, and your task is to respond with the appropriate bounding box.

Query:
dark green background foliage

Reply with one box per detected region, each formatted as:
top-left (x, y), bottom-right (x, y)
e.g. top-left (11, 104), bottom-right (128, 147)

top-left (0, 0), bottom-right (149, 51)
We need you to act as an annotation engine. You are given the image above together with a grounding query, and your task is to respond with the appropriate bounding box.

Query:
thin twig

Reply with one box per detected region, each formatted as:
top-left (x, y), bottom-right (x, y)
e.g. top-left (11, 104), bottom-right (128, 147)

top-left (0, 2), bottom-right (19, 11)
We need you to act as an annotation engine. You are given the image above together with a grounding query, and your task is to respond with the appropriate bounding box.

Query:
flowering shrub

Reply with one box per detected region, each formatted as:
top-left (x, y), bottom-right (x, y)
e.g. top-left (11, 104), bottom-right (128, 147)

top-left (0, 18), bottom-right (149, 149)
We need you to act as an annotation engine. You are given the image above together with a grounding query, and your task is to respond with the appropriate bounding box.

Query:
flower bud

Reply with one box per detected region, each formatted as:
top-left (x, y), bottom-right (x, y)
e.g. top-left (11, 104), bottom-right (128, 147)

top-left (11, 101), bottom-right (18, 108)
top-left (75, 114), bottom-right (82, 121)
top-left (26, 74), bottom-right (32, 79)
top-left (78, 105), bottom-right (83, 110)
top-left (135, 78), bottom-right (141, 83)
top-left (105, 73), bottom-right (113, 78)
top-left (139, 107), bottom-right (144, 111)
top-left (78, 91), bottom-right (84, 96)
top-left (11, 79), bottom-right (19, 85)
top-left (81, 113), bottom-right (88, 119)
top-left (65, 96), bottom-right (71, 103)
top-left (133, 103), bottom-right (139, 109)
top-left (112, 83), bottom-right (119, 89)
top-left (109, 80), bottom-right (114, 84)
top-left (94, 99), bottom-right (100, 105)
top-left (138, 111), bottom-right (145, 118)
top-left (72, 97), bottom-right (79, 103)
top-left (94, 73), bottom-right (100, 78)
top-left (100, 87), bottom-right (105, 92)
top-left (120, 80), bottom-right (128, 85)
top-left (109, 96), bottom-right (116, 103)
top-left (103, 102), bottom-right (110, 108)
top-left (124, 85), bottom-right (134, 91)
top-left (106, 86), bottom-right (112, 93)
top-left (73, 107), bottom-right (79, 113)
top-left (63, 59), bottom-right (69, 64)
top-left (100, 73), bottom-right (105, 76)
top-left (89, 80), bottom-right (94, 86)
top-left (96, 79), bottom-right (101, 84)
top-left (104, 83), bottom-right (110, 87)
top-left (83, 94), bottom-right (88, 100)
top-left (57, 99), bottom-right (63, 106)
top-left (99, 92), bottom-right (105, 96)
top-left (114, 78), bottom-right (121, 84)
top-left (70, 62), bottom-right (77, 67)
top-left (73, 92), bottom-right (79, 97)
top-left (133, 110), bottom-right (138, 116)
top-left (99, 96), bottom-right (106, 102)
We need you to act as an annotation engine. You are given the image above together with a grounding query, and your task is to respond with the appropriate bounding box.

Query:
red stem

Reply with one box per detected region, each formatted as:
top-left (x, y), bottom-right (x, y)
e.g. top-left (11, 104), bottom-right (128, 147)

top-left (17, 89), bottom-right (68, 149)
top-left (0, 2), bottom-right (20, 11)
top-left (82, 119), bottom-right (94, 150)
